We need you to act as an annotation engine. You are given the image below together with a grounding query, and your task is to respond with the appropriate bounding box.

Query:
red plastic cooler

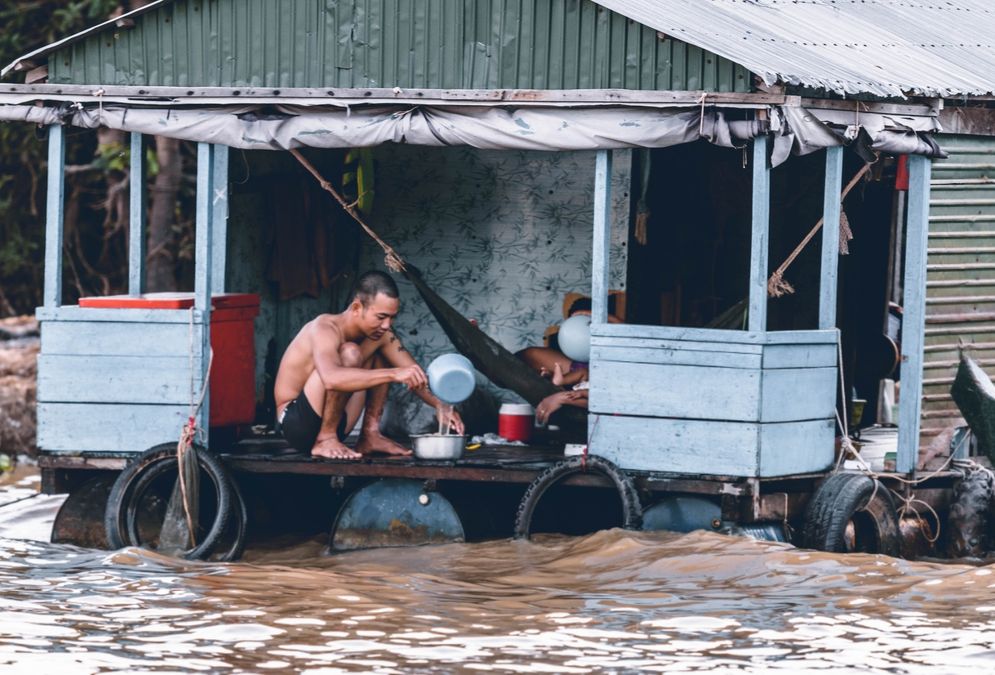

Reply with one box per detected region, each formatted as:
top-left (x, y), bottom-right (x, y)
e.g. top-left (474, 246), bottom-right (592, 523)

top-left (78, 292), bottom-right (261, 427)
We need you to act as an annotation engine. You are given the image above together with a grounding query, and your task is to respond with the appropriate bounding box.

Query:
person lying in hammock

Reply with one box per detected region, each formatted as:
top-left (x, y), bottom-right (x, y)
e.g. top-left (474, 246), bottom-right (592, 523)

top-left (518, 295), bottom-right (619, 426)
top-left (274, 270), bottom-right (464, 459)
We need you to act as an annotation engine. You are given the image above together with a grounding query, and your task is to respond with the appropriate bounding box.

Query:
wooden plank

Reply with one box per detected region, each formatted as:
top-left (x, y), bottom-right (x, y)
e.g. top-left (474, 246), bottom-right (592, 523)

top-left (37, 306), bottom-right (202, 324)
top-left (41, 320), bottom-right (203, 357)
top-left (749, 134), bottom-right (770, 331)
top-left (762, 342), bottom-right (837, 369)
top-left (211, 144), bottom-right (229, 294)
top-left (128, 132), bottom-right (146, 295)
top-left (592, 344), bottom-right (762, 370)
top-left (591, 334), bottom-right (762, 355)
top-left (758, 418), bottom-right (835, 477)
top-left (195, 142), bottom-right (215, 313)
top-left (819, 146), bottom-right (843, 328)
top-left (0, 83), bottom-right (788, 105)
top-left (588, 413), bottom-right (760, 475)
top-left (195, 142), bottom-right (214, 434)
top-left (44, 124), bottom-right (65, 308)
top-left (37, 402), bottom-right (190, 453)
top-left (37, 354), bottom-right (203, 405)
top-left (760, 367), bottom-right (837, 422)
top-left (591, 149), bottom-right (612, 325)
top-left (590, 322), bottom-right (837, 345)
top-left (899, 155), bottom-right (932, 474)
top-left (589, 360), bottom-right (761, 420)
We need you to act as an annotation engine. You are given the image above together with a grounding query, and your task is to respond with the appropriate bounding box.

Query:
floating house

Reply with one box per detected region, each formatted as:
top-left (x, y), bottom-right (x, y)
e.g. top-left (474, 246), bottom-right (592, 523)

top-left (3, 0), bottom-right (995, 559)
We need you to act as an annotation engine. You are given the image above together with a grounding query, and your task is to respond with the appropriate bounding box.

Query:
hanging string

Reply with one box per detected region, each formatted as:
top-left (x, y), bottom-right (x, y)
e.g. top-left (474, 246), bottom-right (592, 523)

top-left (768, 162), bottom-right (872, 298)
top-left (290, 149), bottom-right (407, 273)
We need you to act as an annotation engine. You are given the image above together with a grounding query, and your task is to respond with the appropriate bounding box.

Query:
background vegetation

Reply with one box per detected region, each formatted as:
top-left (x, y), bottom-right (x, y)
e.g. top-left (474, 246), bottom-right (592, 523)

top-left (0, 1), bottom-right (195, 315)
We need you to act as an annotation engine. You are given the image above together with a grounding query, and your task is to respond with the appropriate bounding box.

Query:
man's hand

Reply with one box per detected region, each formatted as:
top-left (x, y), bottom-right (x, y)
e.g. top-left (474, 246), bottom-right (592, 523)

top-left (393, 364), bottom-right (428, 390)
top-left (437, 405), bottom-right (465, 435)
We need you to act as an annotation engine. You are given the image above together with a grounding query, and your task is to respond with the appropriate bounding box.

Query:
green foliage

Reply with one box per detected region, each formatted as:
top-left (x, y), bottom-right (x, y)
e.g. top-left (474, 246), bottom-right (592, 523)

top-left (0, 0), bottom-right (121, 314)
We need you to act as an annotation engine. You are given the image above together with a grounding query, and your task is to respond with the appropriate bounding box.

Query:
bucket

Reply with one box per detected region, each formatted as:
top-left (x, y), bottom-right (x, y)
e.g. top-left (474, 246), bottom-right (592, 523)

top-left (499, 403), bottom-right (534, 443)
top-left (426, 353), bottom-right (476, 404)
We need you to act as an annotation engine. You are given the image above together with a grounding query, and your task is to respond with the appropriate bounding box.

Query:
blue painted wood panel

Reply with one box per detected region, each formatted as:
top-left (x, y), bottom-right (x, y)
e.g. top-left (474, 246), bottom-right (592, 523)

top-left (762, 343), bottom-right (836, 369)
top-left (591, 344), bottom-right (762, 370)
top-left (758, 418), bottom-right (836, 476)
top-left (44, 125), bottom-right (65, 308)
top-left (589, 359), bottom-right (762, 420)
top-left (128, 132), bottom-right (146, 296)
top-left (41, 320), bottom-right (203, 357)
top-left (898, 155), bottom-right (932, 473)
top-left (591, 322), bottom-right (838, 346)
top-left (37, 310), bottom-right (210, 455)
top-left (588, 414), bottom-right (835, 477)
top-left (37, 354), bottom-right (204, 405)
top-left (590, 359), bottom-right (835, 424)
top-left (759, 367), bottom-right (837, 421)
top-left (37, 402), bottom-right (190, 453)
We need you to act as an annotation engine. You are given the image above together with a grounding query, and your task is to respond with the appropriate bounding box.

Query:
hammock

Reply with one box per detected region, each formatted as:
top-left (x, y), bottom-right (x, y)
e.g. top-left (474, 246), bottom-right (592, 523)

top-left (290, 150), bottom-right (587, 430)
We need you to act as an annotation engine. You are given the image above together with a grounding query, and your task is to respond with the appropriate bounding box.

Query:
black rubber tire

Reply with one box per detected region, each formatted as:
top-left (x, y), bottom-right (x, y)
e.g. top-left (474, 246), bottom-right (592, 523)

top-left (802, 472), bottom-right (902, 557)
top-left (121, 454), bottom-right (249, 562)
top-left (943, 467), bottom-right (994, 558)
top-left (104, 443), bottom-right (234, 560)
top-left (514, 455), bottom-right (643, 539)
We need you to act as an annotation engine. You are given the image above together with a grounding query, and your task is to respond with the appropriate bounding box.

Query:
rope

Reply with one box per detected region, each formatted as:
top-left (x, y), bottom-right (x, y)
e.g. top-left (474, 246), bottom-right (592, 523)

top-left (767, 163), bottom-right (872, 298)
top-left (828, 328), bottom-right (971, 545)
top-left (290, 149), bottom-right (407, 272)
top-left (176, 307), bottom-right (215, 547)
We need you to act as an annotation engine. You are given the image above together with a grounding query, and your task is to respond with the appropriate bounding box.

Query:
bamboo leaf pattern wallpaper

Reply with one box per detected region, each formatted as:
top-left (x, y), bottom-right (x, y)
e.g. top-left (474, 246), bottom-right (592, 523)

top-left (360, 145), bottom-right (631, 402)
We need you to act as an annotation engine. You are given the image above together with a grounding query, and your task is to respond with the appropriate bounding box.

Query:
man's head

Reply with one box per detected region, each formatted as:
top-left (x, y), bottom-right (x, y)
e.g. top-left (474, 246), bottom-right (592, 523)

top-left (349, 271), bottom-right (400, 339)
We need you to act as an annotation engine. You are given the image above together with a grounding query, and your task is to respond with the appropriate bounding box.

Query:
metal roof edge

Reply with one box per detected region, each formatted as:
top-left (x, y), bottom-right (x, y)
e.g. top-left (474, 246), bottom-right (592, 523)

top-left (0, 83), bottom-right (787, 107)
top-left (0, 0), bottom-right (175, 80)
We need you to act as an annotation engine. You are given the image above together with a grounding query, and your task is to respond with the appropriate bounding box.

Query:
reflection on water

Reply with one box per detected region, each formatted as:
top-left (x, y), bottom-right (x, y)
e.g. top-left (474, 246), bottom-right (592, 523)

top-left (1, 474), bottom-right (995, 672)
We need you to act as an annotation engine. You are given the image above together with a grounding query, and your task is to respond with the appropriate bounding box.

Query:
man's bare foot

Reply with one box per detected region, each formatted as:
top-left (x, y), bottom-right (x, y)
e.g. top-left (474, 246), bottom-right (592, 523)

top-left (311, 437), bottom-right (362, 460)
top-left (355, 431), bottom-right (412, 456)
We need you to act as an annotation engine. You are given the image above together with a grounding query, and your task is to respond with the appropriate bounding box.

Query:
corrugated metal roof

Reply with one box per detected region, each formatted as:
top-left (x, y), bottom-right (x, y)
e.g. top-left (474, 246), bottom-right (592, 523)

top-left (593, 0), bottom-right (995, 98)
top-left (35, 0), bottom-right (750, 92)
top-left (0, 0), bottom-right (171, 78)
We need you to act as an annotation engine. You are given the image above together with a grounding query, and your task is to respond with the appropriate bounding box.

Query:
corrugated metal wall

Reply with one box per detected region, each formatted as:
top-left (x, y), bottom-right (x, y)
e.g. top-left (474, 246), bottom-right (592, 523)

top-left (48, 0), bottom-right (751, 92)
top-left (922, 134), bottom-right (995, 446)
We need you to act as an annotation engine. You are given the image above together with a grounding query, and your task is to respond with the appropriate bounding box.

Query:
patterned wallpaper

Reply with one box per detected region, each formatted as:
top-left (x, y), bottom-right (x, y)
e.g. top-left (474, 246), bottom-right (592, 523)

top-left (359, 145), bottom-right (631, 402)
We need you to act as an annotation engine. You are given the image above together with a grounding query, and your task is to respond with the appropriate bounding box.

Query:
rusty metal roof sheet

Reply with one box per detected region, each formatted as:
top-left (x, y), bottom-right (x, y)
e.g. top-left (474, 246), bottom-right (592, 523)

top-left (593, 0), bottom-right (995, 98)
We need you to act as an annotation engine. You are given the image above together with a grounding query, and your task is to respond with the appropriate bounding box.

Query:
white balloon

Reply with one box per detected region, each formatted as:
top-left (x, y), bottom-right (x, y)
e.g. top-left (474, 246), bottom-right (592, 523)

top-left (558, 314), bottom-right (591, 362)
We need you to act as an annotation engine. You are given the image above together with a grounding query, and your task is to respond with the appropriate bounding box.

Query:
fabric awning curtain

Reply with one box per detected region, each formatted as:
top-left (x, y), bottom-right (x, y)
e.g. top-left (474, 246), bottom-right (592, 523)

top-left (0, 101), bottom-right (944, 163)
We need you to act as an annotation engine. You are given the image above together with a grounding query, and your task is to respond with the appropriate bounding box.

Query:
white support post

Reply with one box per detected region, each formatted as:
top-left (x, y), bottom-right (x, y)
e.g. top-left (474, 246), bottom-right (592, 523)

top-left (43, 124), bottom-right (66, 308)
top-left (128, 132), bottom-right (146, 295)
top-left (194, 142), bottom-right (215, 434)
top-left (591, 150), bottom-right (613, 326)
top-left (210, 145), bottom-right (229, 294)
top-left (748, 135), bottom-right (770, 332)
top-left (897, 155), bottom-right (932, 474)
top-left (819, 146), bottom-right (844, 329)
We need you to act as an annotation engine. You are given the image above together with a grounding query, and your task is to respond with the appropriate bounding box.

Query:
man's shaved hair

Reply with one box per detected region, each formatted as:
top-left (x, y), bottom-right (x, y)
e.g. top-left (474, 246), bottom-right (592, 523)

top-left (352, 271), bottom-right (399, 307)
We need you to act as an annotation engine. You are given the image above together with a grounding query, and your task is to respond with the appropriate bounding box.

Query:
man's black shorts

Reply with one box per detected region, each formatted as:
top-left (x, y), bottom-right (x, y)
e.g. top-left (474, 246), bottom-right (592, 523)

top-left (278, 394), bottom-right (346, 453)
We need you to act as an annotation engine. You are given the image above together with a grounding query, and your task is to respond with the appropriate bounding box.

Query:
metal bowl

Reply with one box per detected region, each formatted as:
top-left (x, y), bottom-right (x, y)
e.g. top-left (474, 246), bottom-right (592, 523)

top-left (411, 433), bottom-right (465, 460)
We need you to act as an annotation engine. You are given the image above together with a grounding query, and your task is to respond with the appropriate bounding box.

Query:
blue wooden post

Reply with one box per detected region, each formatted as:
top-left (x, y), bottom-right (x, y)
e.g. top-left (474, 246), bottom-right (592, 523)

top-left (591, 150), bottom-right (612, 326)
top-left (44, 124), bottom-right (65, 308)
top-left (211, 145), bottom-right (229, 294)
top-left (749, 135), bottom-right (770, 332)
top-left (128, 132), bottom-right (146, 295)
top-left (194, 142), bottom-right (215, 434)
top-left (819, 146), bottom-right (844, 329)
top-left (897, 155), bottom-right (932, 474)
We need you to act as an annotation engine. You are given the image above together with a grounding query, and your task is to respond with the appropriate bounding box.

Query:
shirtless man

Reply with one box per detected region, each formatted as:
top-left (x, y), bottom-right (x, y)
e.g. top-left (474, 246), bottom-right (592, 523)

top-left (274, 271), bottom-right (464, 459)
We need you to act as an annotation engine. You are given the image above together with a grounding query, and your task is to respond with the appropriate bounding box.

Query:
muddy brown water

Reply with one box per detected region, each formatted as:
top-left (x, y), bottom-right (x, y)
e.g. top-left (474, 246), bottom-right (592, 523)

top-left (2, 468), bottom-right (995, 673)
